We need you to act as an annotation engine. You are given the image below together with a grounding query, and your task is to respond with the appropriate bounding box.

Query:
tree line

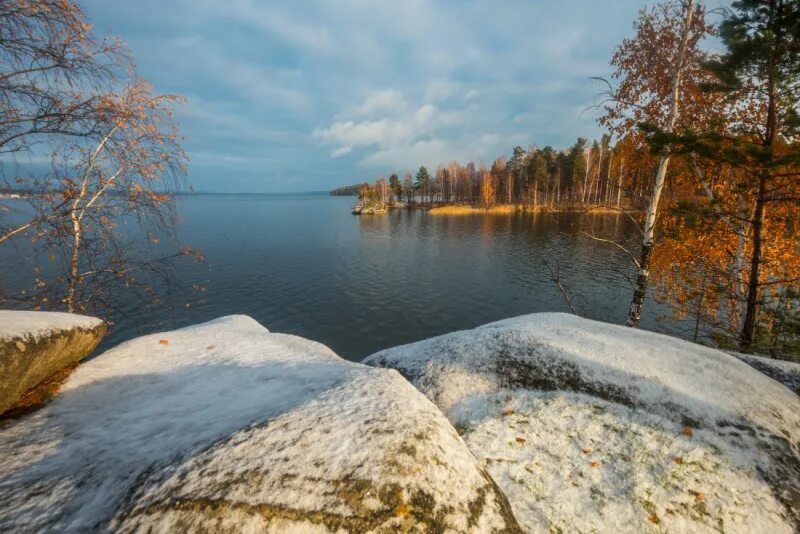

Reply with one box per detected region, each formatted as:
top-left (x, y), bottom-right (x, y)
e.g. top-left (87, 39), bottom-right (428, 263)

top-left (356, 134), bottom-right (650, 211)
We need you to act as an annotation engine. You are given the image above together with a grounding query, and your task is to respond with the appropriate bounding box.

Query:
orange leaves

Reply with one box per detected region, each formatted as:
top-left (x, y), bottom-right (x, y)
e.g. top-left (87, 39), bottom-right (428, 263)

top-left (682, 425), bottom-right (694, 438)
top-left (158, 339), bottom-right (169, 346)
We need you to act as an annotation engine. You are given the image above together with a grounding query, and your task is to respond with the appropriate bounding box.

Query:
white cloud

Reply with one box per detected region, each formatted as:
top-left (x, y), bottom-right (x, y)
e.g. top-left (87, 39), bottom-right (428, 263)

top-left (330, 147), bottom-right (352, 158)
top-left (354, 90), bottom-right (407, 117)
top-left (81, 0), bottom-right (655, 191)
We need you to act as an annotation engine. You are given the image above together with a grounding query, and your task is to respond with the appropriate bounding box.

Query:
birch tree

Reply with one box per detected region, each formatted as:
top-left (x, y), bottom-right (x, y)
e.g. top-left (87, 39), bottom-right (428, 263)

top-left (0, 1), bottom-right (194, 316)
top-left (627, 0), bottom-right (696, 327)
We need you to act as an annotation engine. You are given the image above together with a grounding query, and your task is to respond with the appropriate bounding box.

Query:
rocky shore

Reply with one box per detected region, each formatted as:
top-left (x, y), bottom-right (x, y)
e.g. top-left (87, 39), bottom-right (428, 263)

top-left (1, 311), bottom-right (798, 532)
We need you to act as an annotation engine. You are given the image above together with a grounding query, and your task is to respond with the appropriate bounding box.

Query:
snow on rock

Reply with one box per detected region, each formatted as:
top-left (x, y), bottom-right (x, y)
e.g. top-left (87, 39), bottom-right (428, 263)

top-left (0, 315), bottom-right (520, 532)
top-left (364, 312), bottom-right (800, 533)
top-left (729, 351), bottom-right (800, 395)
top-left (1, 310), bottom-right (106, 415)
top-left (0, 310), bottom-right (103, 340)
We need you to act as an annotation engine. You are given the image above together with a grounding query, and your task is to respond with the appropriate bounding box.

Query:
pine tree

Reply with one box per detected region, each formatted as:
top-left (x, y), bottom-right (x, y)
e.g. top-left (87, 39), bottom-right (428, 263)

top-left (415, 166), bottom-right (431, 203)
top-left (388, 173), bottom-right (401, 202)
top-left (568, 138), bottom-right (588, 200)
top-left (647, 0), bottom-right (800, 350)
top-left (697, 0), bottom-right (800, 350)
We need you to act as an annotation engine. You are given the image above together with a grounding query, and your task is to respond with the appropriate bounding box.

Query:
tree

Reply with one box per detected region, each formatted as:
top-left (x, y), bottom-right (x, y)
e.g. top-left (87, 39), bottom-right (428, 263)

top-left (0, 1), bottom-right (193, 317)
top-left (0, 0), bottom-right (130, 157)
top-left (415, 166), bottom-right (431, 203)
top-left (527, 150), bottom-right (548, 207)
top-left (388, 173), bottom-right (401, 202)
top-left (508, 146), bottom-right (527, 203)
top-left (599, 0), bottom-right (708, 327)
top-left (567, 138), bottom-right (588, 201)
top-left (667, 0), bottom-right (800, 350)
top-left (402, 172), bottom-right (414, 203)
top-left (480, 169), bottom-right (496, 208)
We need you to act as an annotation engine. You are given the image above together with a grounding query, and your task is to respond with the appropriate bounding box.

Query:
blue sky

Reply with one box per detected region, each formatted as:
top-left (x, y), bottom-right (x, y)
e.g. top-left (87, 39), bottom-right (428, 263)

top-left (81, 0), bottom-right (665, 193)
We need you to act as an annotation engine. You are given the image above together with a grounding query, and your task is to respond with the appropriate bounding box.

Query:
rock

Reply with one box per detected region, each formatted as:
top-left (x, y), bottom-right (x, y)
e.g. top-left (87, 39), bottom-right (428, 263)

top-left (365, 312), bottom-right (800, 534)
top-left (729, 351), bottom-right (800, 395)
top-left (0, 316), bottom-right (520, 532)
top-left (0, 311), bottom-right (105, 415)
top-left (352, 200), bottom-right (387, 215)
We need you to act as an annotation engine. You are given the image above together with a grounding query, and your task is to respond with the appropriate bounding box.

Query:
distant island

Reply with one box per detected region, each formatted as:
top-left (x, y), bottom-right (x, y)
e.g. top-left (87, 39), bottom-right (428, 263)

top-left (329, 184), bottom-right (365, 196)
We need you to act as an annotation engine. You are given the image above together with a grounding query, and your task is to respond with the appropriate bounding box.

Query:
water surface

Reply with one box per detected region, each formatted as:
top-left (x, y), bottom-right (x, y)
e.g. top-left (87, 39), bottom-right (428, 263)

top-left (3, 194), bottom-right (679, 360)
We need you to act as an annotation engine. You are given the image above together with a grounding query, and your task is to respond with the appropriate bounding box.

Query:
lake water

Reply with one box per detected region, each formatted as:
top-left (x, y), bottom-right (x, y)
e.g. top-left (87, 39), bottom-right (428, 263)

top-left (3, 194), bottom-right (681, 361)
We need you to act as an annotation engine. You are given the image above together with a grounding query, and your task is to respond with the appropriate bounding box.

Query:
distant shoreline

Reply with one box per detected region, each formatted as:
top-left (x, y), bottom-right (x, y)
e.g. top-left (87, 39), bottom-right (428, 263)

top-left (353, 202), bottom-right (633, 216)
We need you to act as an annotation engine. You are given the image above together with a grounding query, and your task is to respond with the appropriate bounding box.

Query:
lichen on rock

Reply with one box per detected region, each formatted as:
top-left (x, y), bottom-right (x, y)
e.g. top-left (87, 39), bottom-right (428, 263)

top-left (0, 310), bottom-right (106, 415)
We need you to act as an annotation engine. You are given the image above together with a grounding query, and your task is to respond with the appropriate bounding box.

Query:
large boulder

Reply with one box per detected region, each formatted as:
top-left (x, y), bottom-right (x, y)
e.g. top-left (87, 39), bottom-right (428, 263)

top-left (0, 311), bottom-right (105, 415)
top-left (365, 313), bottom-right (800, 533)
top-left (730, 351), bottom-right (800, 395)
top-left (0, 315), bottom-right (520, 532)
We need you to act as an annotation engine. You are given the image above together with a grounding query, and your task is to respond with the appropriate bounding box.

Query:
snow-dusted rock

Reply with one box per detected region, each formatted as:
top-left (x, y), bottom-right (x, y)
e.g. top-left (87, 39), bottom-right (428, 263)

top-left (0, 315), bottom-right (520, 532)
top-left (365, 313), bottom-right (800, 533)
top-left (0, 310), bottom-right (105, 415)
top-left (730, 351), bottom-right (800, 395)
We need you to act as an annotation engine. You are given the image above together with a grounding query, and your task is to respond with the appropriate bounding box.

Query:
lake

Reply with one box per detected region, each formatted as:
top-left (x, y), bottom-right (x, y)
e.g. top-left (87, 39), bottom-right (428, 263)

top-left (2, 194), bottom-right (682, 361)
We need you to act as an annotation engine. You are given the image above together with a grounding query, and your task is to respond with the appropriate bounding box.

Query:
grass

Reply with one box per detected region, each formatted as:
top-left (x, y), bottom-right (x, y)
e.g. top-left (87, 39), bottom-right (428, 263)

top-left (427, 203), bottom-right (631, 216)
top-left (428, 204), bottom-right (528, 215)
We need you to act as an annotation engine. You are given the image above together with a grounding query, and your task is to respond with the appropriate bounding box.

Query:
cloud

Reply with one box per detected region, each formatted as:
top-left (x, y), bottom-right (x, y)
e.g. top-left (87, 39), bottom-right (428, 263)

top-left (80, 0), bottom-right (657, 191)
top-left (463, 89), bottom-right (480, 102)
top-left (330, 147), bottom-right (352, 158)
top-left (353, 90), bottom-right (407, 117)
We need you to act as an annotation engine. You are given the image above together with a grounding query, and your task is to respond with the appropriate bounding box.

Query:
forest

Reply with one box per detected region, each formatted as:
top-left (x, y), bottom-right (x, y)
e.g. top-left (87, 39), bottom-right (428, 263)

top-left (353, 0), bottom-right (800, 359)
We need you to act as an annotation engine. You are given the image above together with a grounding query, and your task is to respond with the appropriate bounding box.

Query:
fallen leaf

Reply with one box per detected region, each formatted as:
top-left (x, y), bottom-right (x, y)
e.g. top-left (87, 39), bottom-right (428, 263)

top-left (694, 491), bottom-right (705, 503)
top-left (648, 512), bottom-right (660, 524)
top-left (515, 437), bottom-right (526, 444)
top-left (673, 456), bottom-right (684, 464)
top-left (159, 339), bottom-right (169, 346)
top-left (15, 340), bottom-right (26, 352)
top-left (207, 345), bottom-right (216, 350)
top-left (589, 461), bottom-right (600, 468)
top-left (582, 448), bottom-right (592, 455)
top-left (502, 408), bottom-right (514, 416)
top-left (682, 425), bottom-right (694, 437)
top-left (395, 503), bottom-right (409, 517)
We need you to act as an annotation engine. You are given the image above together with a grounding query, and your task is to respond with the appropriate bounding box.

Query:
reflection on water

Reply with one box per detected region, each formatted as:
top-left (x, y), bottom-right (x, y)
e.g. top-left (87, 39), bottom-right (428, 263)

top-left (1, 194), bottom-right (676, 361)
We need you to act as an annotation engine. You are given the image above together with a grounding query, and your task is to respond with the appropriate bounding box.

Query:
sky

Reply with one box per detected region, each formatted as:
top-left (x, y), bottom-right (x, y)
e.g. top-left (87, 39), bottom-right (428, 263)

top-left (80, 0), bottom-right (666, 193)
